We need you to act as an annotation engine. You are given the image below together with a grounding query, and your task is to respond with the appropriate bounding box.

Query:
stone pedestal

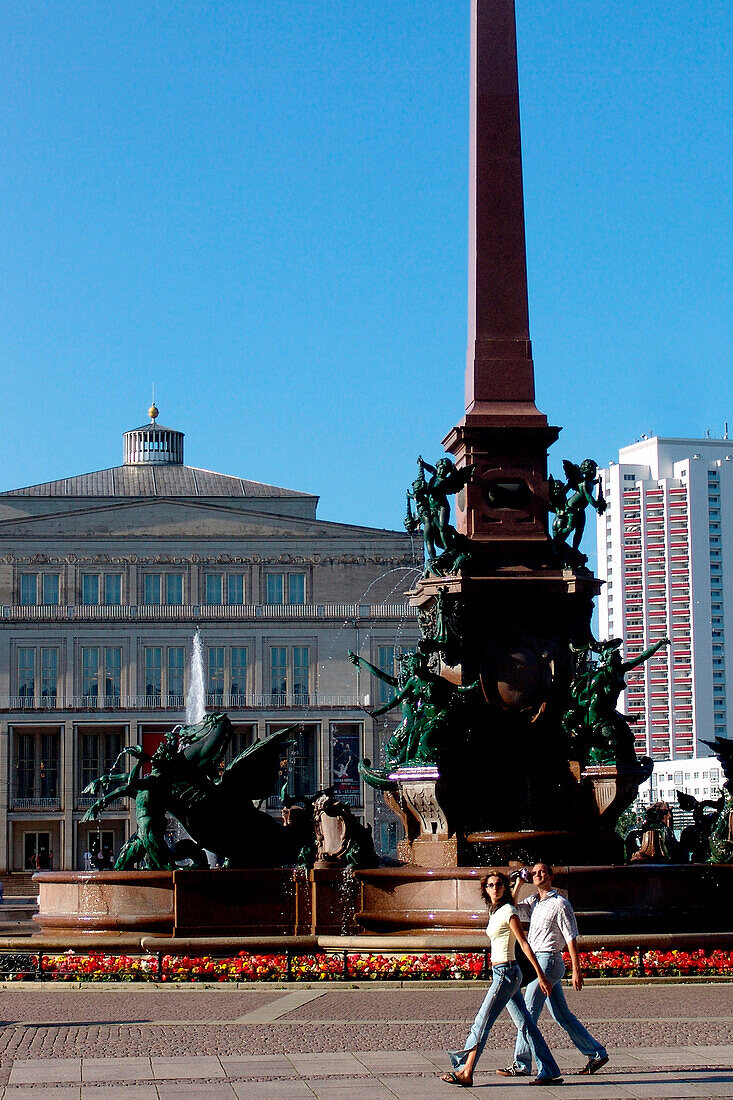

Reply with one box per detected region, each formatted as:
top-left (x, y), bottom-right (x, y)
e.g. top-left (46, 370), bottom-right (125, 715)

top-left (581, 761), bottom-right (653, 834)
top-left (385, 767), bottom-right (461, 868)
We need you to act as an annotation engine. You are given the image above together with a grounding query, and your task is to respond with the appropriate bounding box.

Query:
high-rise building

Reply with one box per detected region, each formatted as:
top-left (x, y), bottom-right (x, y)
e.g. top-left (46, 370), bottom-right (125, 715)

top-left (596, 435), bottom-right (733, 764)
top-left (0, 410), bottom-right (419, 874)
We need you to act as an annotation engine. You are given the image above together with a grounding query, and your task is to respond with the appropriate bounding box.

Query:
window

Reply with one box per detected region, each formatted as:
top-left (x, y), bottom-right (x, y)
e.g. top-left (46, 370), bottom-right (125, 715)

top-left (143, 574), bottom-right (161, 605)
top-left (13, 731), bottom-right (59, 800)
top-left (79, 572), bottom-right (123, 605)
top-left (144, 647), bottom-right (162, 703)
top-left (14, 644), bottom-right (58, 713)
top-left (374, 645), bottom-right (415, 704)
top-left (19, 573), bottom-right (59, 606)
top-left (79, 731), bottom-right (124, 794)
top-left (265, 572), bottom-right (306, 605)
top-left (227, 574), bottom-right (244, 605)
top-left (18, 649), bottom-right (35, 700)
top-left (270, 647), bottom-right (287, 701)
top-left (207, 647), bottom-right (225, 704)
top-left (105, 574), bottom-right (122, 605)
top-left (204, 572), bottom-right (245, 605)
top-left (274, 722), bottom-right (317, 798)
top-left (231, 648), bottom-right (247, 703)
top-left (293, 647), bottom-right (309, 702)
top-left (81, 647), bottom-right (122, 705)
top-left (167, 647), bottom-right (185, 706)
top-left (40, 648), bottom-right (58, 703)
top-left (268, 645), bottom-right (310, 704)
top-left (166, 574), bottom-right (183, 605)
top-left (20, 574), bottom-right (36, 606)
top-left (203, 646), bottom-right (248, 706)
top-left (142, 573), bottom-right (184, 606)
top-left (42, 574), bottom-right (59, 604)
top-left (81, 574), bottom-right (99, 605)
top-left (141, 646), bottom-right (185, 706)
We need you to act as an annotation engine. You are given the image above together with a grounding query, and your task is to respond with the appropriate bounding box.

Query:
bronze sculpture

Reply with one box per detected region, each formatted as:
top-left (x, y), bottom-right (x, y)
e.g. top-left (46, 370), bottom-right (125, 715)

top-left (700, 737), bottom-right (733, 864)
top-left (368, 647), bottom-right (478, 767)
top-left (676, 790), bottom-right (723, 863)
top-left (405, 455), bottom-right (473, 576)
top-left (83, 714), bottom-right (299, 869)
top-left (548, 459), bottom-right (606, 566)
top-left (625, 801), bottom-right (681, 863)
top-left (564, 636), bottom-right (669, 767)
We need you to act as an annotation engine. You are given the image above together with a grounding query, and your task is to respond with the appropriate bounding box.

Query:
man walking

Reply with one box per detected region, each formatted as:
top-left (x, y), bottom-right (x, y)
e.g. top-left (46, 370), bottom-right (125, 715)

top-left (498, 862), bottom-right (609, 1078)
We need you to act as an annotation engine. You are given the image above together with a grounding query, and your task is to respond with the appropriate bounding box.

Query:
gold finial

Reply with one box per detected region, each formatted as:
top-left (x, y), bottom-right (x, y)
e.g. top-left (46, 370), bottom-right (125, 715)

top-left (148, 403), bottom-right (159, 423)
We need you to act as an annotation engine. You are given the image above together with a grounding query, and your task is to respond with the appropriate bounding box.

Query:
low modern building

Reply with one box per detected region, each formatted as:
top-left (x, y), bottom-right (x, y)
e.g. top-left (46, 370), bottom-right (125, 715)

top-left (646, 755), bottom-right (725, 808)
top-left (0, 410), bottom-right (419, 872)
top-left (596, 434), bottom-right (733, 773)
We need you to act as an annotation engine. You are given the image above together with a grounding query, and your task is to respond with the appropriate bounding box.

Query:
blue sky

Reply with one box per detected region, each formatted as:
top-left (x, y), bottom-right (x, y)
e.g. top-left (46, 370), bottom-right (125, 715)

top-left (1, 1), bottom-right (730, 534)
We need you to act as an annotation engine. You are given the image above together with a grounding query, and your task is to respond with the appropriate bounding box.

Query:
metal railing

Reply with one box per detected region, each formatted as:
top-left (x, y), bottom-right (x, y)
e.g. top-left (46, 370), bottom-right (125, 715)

top-left (2, 602), bottom-right (418, 623)
top-left (9, 797), bottom-right (61, 812)
top-left (0, 692), bottom-right (362, 712)
top-left (75, 797), bottom-right (126, 812)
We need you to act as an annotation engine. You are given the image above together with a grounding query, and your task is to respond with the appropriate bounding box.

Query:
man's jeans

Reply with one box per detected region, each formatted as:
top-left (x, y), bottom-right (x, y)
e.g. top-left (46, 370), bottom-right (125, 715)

top-left (449, 962), bottom-right (561, 1080)
top-left (508, 951), bottom-right (607, 1072)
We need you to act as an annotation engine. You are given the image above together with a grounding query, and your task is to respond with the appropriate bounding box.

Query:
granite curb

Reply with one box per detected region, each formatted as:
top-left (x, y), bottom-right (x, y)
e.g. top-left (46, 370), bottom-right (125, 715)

top-left (0, 975), bottom-right (731, 992)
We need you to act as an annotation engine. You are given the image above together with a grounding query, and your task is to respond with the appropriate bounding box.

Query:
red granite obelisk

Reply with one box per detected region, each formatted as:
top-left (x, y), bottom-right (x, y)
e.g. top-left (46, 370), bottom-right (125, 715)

top-left (443, 0), bottom-right (558, 553)
top-left (403, 0), bottom-right (601, 868)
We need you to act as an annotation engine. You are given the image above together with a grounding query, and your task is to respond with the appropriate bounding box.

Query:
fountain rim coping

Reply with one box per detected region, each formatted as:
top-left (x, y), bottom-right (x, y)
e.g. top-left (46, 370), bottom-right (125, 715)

top-left (33, 863), bottom-right (733, 887)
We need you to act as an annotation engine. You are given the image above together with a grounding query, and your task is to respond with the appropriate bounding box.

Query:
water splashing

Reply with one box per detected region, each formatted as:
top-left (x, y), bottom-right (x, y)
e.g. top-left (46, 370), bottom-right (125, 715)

top-left (186, 630), bottom-right (206, 725)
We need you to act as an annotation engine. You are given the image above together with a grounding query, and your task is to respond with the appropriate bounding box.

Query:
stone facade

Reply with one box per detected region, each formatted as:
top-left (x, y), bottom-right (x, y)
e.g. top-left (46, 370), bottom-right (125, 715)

top-left (0, 415), bottom-right (419, 872)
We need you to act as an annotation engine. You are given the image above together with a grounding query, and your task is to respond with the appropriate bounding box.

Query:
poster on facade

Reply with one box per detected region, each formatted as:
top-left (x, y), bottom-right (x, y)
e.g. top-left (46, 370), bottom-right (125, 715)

top-left (332, 725), bottom-right (360, 801)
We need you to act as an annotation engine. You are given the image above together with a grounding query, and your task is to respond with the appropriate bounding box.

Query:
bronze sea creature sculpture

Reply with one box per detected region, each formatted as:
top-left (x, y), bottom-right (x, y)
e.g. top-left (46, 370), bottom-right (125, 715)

top-left (83, 713), bottom-right (301, 869)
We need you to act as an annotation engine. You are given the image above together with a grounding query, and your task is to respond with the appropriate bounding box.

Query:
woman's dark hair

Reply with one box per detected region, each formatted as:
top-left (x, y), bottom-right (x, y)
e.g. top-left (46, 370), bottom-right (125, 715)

top-left (480, 871), bottom-right (513, 913)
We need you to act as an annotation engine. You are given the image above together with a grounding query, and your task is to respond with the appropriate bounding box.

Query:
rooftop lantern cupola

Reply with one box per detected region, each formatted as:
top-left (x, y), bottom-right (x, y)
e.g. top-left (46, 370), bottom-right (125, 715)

top-left (123, 405), bottom-right (184, 466)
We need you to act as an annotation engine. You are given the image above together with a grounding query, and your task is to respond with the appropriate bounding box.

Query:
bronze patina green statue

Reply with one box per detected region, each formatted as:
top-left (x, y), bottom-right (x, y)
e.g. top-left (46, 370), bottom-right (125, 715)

top-left (548, 459), bottom-right (606, 566)
top-left (367, 647), bottom-right (478, 768)
top-left (564, 636), bottom-right (669, 767)
top-left (700, 737), bottom-right (733, 864)
top-left (349, 648), bottom-right (419, 769)
top-left (405, 455), bottom-right (473, 576)
top-left (624, 800), bottom-right (682, 863)
top-left (83, 714), bottom-right (300, 869)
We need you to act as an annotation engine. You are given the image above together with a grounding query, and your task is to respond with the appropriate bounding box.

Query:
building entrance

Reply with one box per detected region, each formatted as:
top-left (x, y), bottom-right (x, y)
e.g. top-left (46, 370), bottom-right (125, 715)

top-left (24, 831), bottom-right (51, 870)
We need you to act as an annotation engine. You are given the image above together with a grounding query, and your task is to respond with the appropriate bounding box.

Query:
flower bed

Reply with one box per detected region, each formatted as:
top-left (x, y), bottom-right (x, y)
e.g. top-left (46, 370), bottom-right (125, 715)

top-left (3, 948), bottom-right (732, 982)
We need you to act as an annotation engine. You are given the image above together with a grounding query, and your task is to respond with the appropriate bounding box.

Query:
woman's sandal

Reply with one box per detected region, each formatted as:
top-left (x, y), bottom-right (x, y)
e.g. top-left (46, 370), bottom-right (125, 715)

top-left (441, 1072), bottom-right (472, 1087)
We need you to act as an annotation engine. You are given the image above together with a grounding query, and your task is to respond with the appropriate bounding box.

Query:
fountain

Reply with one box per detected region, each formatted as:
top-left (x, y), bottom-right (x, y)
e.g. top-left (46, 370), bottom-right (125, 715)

top-left (31, 0), bottom-right (731, 944)
top-left (185, 629), bottom-right (206, 727)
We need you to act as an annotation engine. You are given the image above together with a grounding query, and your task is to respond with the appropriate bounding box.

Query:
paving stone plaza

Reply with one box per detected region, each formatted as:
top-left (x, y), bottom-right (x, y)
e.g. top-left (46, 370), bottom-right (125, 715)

top-left (0, 981), bottom-right (731, 1098)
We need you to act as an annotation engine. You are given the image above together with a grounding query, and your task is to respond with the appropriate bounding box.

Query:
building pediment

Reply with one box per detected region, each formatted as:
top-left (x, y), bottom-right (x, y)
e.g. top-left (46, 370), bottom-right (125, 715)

top-left (0, 496), bottom-right (405, 544)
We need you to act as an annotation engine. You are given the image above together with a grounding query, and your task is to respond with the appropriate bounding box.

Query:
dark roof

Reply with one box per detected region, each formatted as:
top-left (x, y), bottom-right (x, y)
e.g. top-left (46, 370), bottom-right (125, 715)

top-left (0, 465), bottom-right (314, 500)
top-left (125, 423), bottom-right (182, 433)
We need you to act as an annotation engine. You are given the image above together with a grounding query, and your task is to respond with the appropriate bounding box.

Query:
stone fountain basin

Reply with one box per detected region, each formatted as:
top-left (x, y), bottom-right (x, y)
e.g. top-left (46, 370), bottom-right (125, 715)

top-left (34, 871), bottom-right (174, 933)
top-left (34, 862), bottom-right (733, 937)
top-left (33, 867), bottom-right (346, 936)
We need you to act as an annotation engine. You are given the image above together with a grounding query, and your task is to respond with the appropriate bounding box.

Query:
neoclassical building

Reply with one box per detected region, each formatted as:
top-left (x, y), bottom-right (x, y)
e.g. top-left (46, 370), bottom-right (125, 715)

top-left (0, 410), bottom-right (418, 872)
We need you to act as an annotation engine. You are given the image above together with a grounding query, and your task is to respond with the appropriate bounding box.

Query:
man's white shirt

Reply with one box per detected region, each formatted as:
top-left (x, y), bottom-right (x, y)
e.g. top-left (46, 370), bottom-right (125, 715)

top-left (516, 889), bottom-right (578, 952)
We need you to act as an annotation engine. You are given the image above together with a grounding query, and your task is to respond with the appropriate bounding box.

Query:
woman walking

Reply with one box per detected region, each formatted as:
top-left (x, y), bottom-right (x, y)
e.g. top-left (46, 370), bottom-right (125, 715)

top-left (441, 872), bottom-right (563, 1087)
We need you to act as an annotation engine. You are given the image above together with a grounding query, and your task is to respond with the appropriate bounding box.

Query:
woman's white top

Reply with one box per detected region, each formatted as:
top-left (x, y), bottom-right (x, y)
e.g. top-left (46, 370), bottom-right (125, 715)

top-left (486, 902), bottom-right (519, 964)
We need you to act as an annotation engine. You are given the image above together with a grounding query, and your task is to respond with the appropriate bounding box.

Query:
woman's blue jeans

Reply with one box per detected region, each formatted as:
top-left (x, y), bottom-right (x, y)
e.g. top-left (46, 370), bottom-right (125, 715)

top-left (508, 951), bottom-right (607, 1072)
top-left (448, 962), bottom-right (561, 1079)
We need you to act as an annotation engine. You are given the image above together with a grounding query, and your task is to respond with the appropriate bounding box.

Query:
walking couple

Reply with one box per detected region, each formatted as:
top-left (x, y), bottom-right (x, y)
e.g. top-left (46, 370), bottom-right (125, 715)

top-left (442, 862), bottom-right (609, 1087)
